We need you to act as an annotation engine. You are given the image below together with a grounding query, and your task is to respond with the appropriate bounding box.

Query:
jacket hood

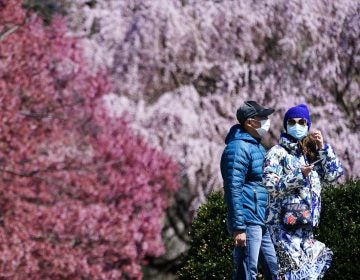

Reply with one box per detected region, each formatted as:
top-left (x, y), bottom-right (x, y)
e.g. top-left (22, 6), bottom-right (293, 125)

top-left (225, 124), bottom-right (260, 144)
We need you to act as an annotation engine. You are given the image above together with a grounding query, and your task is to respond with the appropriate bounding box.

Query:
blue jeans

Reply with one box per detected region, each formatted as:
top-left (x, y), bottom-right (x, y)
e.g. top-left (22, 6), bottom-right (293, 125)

top-left (233, 225), bottom-right (278, 280)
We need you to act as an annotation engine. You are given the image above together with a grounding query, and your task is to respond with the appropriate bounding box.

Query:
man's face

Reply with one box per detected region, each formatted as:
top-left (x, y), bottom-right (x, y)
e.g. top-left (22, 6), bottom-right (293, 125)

top-left (247, 116), bottom-right (268, 128)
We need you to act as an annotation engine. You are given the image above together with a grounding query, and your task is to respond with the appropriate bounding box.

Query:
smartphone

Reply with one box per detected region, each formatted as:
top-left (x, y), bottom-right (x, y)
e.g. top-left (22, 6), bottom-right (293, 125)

top-left (310, 158), bottom-right (323, 165)
top-left (303, 158), bottom-right (323, 168)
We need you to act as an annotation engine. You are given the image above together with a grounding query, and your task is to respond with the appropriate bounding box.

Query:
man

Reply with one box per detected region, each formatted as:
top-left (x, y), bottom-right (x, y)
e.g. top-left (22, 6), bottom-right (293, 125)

top-left (220, 101), bottom-right (279, 280)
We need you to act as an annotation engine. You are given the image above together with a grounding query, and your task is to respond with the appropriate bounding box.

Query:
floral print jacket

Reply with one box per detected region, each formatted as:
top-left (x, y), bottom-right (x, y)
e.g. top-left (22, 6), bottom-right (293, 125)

top-left (263, 134), bottom-right (343, 227)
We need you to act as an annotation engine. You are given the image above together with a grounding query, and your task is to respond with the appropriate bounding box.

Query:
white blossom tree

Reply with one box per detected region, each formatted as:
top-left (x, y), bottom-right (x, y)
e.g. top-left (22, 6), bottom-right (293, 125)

top-left (63, 0), bottom-right (360, 275)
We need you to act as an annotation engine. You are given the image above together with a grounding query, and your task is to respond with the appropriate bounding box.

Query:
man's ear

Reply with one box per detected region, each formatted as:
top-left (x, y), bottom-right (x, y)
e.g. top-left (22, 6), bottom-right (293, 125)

top-left (244, 119), bottom-right (251, 128)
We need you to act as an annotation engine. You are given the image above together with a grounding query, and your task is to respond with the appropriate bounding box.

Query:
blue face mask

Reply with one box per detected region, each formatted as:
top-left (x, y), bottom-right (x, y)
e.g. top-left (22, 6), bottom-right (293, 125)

top-left (287, 124), bottom-right (308, 140)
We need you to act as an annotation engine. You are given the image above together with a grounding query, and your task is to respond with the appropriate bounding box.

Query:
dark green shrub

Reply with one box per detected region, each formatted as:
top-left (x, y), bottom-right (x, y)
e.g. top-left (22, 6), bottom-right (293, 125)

top-left (315, 180), bottom-right (360, 280)
top-left (178, 180), bottom-right (360, 280)
top-left (177, 191), bottom-right (233, 280)
top-left (23, 0), bottom-right (66, 24)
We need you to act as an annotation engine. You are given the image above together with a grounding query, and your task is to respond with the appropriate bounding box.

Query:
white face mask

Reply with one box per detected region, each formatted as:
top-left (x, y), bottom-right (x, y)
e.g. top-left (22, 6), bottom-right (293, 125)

top-left (254, 119), bottom-right (271, 138)
top-left (287, 123), bottom-right (308, 140)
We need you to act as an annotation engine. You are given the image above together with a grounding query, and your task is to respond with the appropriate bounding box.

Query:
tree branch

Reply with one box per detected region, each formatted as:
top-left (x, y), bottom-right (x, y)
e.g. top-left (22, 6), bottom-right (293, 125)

top-left (0, 167), bottom-right (40, 177)
top-left (0, 25), bottom-right (19, 42)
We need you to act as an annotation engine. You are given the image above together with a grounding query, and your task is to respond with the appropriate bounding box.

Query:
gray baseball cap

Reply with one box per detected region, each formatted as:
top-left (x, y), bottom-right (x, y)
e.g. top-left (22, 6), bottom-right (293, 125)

top-left (236, 101), bottom-right (274, 124)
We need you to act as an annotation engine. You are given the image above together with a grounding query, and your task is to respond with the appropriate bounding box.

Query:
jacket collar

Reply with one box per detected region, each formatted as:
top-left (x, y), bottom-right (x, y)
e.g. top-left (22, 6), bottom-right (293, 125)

top-left (279, 133), bottom-right (302, 155)
top-left (225, 124), bottom-right (261, 145)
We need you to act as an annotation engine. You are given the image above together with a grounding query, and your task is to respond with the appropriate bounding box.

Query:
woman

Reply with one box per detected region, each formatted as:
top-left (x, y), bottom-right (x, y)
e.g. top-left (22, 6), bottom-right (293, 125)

top-left (263, 104), bottom-right (343, 279)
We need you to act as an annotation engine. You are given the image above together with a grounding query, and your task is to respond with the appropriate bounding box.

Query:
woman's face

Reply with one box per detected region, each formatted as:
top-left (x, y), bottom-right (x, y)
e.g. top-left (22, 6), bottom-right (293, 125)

top-left (287, 118), bottom-right (308, 128)
top-left (286, 118), bottom-right (309, 140)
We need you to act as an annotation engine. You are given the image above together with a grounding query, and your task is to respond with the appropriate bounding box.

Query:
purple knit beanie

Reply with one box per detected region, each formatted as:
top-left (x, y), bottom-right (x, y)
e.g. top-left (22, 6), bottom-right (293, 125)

top-left (283, 104), bottom-right (311, 130)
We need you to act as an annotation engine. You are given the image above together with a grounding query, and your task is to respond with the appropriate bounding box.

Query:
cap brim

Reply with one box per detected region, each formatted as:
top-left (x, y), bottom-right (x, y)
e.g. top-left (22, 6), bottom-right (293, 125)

top-left (257, 108), bottom-right (274, 117)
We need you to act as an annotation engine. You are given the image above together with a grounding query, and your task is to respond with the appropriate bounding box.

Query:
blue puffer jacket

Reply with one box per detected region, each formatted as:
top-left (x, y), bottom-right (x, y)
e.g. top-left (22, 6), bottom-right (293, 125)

top-left (220, 124), bottom-right (269, 234)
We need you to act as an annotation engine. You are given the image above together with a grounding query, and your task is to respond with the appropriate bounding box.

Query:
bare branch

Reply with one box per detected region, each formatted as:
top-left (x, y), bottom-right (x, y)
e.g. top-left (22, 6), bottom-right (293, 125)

top-left (0, 167), bottom-right (40, 177)
top-left (0, 25), bottom-right (19, 42)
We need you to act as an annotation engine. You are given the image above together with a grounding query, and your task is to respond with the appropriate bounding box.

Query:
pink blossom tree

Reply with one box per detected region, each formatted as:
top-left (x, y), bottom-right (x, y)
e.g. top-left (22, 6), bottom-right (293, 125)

top-left (0, 1), bottom-right (179, 279)
top-left (64, 0), bottom-right (359, 275)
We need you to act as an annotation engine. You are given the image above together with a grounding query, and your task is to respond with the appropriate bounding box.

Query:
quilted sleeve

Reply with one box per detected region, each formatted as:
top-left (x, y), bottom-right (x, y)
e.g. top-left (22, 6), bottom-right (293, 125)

top-left (221, 142), bottom-right (249, 233)
top-left (315, 144), bottom-right (344, 183)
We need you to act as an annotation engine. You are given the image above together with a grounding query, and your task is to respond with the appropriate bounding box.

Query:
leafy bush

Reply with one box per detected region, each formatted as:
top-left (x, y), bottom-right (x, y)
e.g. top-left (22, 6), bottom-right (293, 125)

top-left (177, 191), bottom-right (233, 280)
top-left (179, 180), bottom-right (360, 280)
top-left (315, 180), bottom-right (360, 280)
top-left (23, 0), bottom-right (65, 23)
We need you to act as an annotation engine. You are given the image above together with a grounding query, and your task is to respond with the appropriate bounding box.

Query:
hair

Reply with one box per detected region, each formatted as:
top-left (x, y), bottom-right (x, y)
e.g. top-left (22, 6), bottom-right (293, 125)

top-left (300, 134), bottom-right (319, 163)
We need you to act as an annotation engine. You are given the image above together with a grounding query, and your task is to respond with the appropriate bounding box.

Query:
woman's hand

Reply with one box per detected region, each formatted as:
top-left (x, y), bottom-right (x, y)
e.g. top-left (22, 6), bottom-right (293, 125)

top-left (301, 164), bottom-right (313, 177)
top-left (311, 130), bottom-right (324, 150)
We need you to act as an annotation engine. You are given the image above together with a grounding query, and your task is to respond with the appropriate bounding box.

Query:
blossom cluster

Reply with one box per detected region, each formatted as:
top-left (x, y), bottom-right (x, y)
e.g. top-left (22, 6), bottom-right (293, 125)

top-left (0, 1), bottom-right (179, 278)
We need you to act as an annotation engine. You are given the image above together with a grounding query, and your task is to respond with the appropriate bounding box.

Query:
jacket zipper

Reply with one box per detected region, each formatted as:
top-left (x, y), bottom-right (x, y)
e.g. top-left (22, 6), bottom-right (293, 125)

top-left (253, 189), bottom-right (258, 214)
